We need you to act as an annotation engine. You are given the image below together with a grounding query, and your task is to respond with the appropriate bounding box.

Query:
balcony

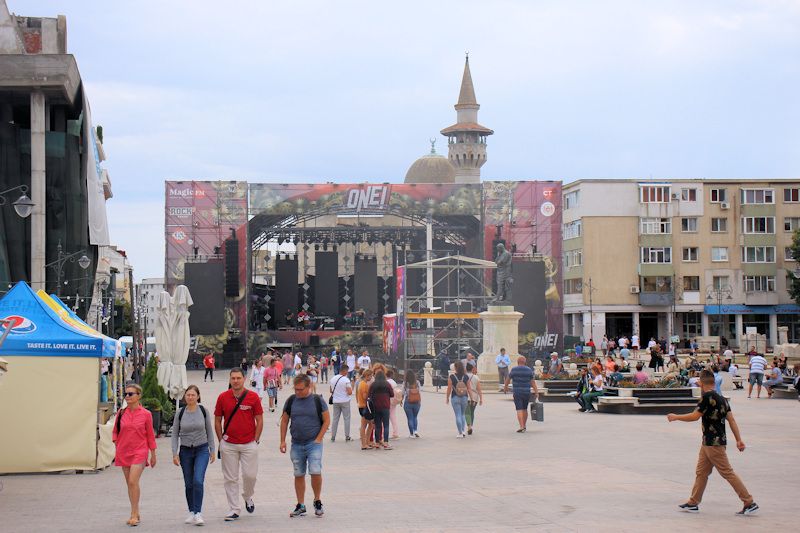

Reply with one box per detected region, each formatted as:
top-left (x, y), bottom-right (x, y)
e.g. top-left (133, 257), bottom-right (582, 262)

top-left (639, 292), bottom-right (673, 306)
top-left (744, 292), bottom-right (779, 306)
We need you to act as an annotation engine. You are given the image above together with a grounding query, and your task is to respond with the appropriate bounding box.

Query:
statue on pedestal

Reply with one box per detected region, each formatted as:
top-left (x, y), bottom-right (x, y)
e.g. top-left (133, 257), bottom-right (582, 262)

top-left (494, 243), bottom-right (513, 304)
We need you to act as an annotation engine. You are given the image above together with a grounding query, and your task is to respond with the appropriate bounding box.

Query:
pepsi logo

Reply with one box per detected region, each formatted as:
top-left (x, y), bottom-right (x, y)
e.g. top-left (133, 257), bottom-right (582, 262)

top-left (2, 315), bottom-right (37, 335)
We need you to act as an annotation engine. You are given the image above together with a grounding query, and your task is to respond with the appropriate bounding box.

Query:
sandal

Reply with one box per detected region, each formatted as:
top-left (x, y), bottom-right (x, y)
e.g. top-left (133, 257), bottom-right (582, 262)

top-left (127, 515), bottom-right (140, 527)
top-left (383, 444), bottom-right (393, 450)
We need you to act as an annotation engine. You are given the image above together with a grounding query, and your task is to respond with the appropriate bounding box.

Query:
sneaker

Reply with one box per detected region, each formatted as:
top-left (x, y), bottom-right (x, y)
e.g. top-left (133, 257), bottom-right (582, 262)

top-left (290, 503), bottom-right (307, 517)
top-left (185, 512), bottom-right (196, 524)
top-left (516, 428), bottom-right (525, 433)
top-left (330, 436), bottom-right (335, 442)
top-left (224, 513), bottom-right (239, 521)
top-left (736, 502), bottom-right (759, 516)
top-left (578, 408), bottom-right (587, 412)
top-left (193, 513), bottom-right (205, 526)
top-left (314, 500), bottom-right (324, 517)
top-left (245, 498), bottom-right (255, 513)
top-left (408, 435), bottom-right (415, 439)
top-left (345, 436), bottom-right (352, 442)
top-left (678, 503), bottom-right (699, 513)
top-left (414, 433), bottom-right (420, 438)
top-left (456, 433), bottom-right (465, 438)
top-left (467, 428), bottom-right (473, 435)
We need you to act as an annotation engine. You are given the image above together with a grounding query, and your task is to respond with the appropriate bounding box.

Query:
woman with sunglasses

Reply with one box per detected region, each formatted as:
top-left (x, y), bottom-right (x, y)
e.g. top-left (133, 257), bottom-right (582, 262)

top-left (113, 383), bottom-right (157, 527)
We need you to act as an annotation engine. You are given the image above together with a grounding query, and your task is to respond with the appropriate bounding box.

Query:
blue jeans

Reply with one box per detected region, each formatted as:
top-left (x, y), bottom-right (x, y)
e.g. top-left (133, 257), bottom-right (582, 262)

top-left (450, 395), bottom-right (468, 434)
top-left (374, 408), bottom-right (390, 442)
top-left (290, 441), bottom-right (323, 476)
top-left (403, 401), bottom-right (420, 435)
top-left (179, 445), bottom-right (210, 513)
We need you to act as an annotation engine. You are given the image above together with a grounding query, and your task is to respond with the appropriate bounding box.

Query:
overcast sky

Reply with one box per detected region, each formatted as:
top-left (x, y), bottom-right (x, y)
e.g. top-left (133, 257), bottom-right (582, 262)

top-left (17, 0), bottom-right (800, 279)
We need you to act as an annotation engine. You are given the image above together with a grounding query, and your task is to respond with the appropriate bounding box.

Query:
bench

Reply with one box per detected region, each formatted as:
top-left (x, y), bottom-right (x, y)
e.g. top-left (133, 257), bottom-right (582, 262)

top-left (769, 375), bottom-right (799, 399)
top-left (536, 380), bottom-right (580, 402)
top-left (597, 386), bottom-right (700, 415)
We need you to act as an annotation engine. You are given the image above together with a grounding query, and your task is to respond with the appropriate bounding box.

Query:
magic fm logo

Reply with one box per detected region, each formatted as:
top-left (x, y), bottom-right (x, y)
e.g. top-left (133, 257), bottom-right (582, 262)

top-left (2, 315), bottom-right (37, 335)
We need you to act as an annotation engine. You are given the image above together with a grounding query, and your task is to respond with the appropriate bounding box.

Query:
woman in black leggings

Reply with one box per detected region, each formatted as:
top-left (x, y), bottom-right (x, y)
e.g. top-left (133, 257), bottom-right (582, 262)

top-left (368, 370), bottom-right (394, 449)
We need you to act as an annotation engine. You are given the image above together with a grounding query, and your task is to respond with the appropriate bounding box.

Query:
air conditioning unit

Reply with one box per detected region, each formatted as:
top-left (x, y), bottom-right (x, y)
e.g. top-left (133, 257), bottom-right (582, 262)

top-left (720, 202), bottom-right (730, 210)
top-left (670, 193), bottom-right (680, 200)
top-left (629, 285), bottom-right (640, 294)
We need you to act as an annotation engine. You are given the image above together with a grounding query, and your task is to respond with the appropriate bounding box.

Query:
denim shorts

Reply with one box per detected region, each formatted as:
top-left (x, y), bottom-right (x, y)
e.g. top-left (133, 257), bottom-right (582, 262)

top-left (290, 441), bottom-right (322, 476)
top-left (748, 372), bottom-right (763, 385)
top-left (267, 387), bottom-right (278, 398)
top-left (513, 392), bottom-right (531, 410)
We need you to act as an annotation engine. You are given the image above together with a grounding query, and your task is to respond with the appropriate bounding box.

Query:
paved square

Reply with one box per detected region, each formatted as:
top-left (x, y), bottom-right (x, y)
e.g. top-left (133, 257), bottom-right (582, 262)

top-left (2, 370), bottom-right (797, 532)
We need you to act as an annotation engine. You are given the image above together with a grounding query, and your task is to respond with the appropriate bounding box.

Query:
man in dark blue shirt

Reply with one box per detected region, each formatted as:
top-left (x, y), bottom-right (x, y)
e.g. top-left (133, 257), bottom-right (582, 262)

top-left (503, 356), bottom-right (539, 433)
top-left (280, 374), bottom-right (330, 518)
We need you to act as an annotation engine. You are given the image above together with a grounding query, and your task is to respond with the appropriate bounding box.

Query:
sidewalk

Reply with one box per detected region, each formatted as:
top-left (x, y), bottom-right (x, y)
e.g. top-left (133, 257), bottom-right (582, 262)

top-left (1, 369), bottom-right (796, 532)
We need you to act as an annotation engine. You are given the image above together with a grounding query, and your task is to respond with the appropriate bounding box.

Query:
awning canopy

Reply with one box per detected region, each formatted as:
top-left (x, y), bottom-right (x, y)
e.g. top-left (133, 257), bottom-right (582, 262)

top-left (0, 282), bottom-right (114, 358)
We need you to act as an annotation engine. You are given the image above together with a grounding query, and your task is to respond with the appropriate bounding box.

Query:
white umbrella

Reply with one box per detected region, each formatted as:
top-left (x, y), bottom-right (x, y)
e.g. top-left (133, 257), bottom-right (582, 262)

top-left (154, 291), bottom-right (174, 389)
top-left (168, 285), bottom-right (193, 400)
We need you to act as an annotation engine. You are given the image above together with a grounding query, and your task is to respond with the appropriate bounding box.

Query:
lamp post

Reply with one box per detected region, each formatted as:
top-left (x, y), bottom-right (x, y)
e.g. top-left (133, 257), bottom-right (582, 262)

top-left (0, 184), bottom-right (35, 219)
top-left (584, 278), bottom-right (597, 341)
top-left (706, 283), bottom-right (733, 349)
top-left (44, 241), bottom-right (91, 297)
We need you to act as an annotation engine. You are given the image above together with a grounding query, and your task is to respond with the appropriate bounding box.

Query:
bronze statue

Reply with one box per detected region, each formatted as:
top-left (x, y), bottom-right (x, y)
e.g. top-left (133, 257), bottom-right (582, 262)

top-left (494, 243), bottom-right (513, 304)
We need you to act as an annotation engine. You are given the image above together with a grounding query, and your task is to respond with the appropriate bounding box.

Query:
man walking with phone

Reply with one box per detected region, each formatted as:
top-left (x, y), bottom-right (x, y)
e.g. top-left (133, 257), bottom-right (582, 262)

top-left (329, 364), bottom-right (353, 442)
top-left (214, 368), bottom-right (264, 522)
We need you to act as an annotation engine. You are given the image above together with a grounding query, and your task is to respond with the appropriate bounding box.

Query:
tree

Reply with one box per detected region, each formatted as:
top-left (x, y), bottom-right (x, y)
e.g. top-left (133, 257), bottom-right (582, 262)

top-left (113, 300), bottom-right (132, 338)
top-left (789, 229), bottom-right (800, 305)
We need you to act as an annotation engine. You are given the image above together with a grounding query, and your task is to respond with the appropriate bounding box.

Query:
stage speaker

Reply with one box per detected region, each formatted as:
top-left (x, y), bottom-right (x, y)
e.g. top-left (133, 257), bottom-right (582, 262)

top-left (225, 237), bottom-right (239, 297)
top-left (310, 334), bottom-right (320, 346)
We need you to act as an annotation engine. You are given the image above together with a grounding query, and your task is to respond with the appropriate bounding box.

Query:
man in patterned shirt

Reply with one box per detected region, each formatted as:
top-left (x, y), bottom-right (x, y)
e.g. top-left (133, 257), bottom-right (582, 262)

top-left (667, 369), bottom-right (758, 516)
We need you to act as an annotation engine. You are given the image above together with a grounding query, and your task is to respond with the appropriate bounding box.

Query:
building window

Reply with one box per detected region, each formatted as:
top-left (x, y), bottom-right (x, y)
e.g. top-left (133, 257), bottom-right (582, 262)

top-left (642, 276), bottom-right (672, 292)
top-left (682, 312), bottom-right (702, 338)
top-left (740, 188), bottom-right (774, 204)
top-left (563, 249), bottom-right (582, 268)
top-left (563, 190), bottom-right (580, 209)
top-left (562, 220), bottom-right (582, 239)
top-left (743, 275), bottom-right (775, 292)
top-left (681, 218), bottom-right (698, 232)
top-left (640, 217), bottom-right (671, 235)
top-left (682, 247), bottom-right (699, 262)
top-left (640, 247), bottom-right (672, 264)
top-left (711, 218), bottom-right (727, 232)
top-left (682, 276), bottom-right (700, 291)
top-left (564, 278), bottom-right (583, 294)
top-left (640, 185), bottom-right (670, 203)
top-left (741, 246), bottom-right (776, 263)
top-left (710, 188), bottom-right (727, 203)
top-left (741, 216), bottom-right (775, 234)
top-left (712, 275), bottom-right (730, 290)
top-left (784, 188), bottom-right (800, 203)
top-left (681, 188), bottom-right (697, 201)
top-left (784, 217), bottom-right (800, 232)
top-left (786, 247), bottom-right (797, 261)
top-left (711, 247), bottom-right (729, 262)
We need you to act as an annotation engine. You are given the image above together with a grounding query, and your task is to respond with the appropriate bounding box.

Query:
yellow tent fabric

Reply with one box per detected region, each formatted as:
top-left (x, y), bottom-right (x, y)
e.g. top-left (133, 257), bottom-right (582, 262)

top-left (0, 356), bottom-right (99, 473)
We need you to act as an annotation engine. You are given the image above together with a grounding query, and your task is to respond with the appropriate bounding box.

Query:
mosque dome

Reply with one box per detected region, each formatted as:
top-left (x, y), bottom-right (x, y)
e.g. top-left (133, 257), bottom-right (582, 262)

top-left (404, 140), bottom-right (456, 184)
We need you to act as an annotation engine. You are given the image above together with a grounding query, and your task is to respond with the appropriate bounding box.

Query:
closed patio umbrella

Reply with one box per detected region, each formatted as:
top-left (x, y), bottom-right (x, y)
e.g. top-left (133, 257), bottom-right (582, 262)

top-left (168, 285), bottom-right (193, 399)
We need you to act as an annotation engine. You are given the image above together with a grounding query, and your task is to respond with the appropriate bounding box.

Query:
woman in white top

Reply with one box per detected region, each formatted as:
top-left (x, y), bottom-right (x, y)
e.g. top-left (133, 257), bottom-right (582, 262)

top-left (464, 363), bottom-right (483, 435)
top-left (386, 369), bottom-right (401, 439)
top-left (248, 358), bottom-right (266, 399)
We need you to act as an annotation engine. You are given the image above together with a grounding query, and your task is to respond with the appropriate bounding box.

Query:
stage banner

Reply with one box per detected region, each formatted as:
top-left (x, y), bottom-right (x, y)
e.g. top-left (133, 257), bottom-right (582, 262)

top-left (382, 314), bottom-right (396, 354)
top-left (249, 183), bottom-right (481, 216)
top-left (395, 266), bottom-right (406, 347)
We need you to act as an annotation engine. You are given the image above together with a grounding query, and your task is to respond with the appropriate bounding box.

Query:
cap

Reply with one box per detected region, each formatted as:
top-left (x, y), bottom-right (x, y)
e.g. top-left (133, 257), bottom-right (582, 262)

top-left (550, 352), bottom-right (559, 357)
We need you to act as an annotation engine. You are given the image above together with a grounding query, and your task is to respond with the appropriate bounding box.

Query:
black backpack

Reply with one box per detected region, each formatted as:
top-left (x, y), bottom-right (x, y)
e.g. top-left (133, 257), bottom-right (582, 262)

top-left (284, 394), bottom-right (324, 425)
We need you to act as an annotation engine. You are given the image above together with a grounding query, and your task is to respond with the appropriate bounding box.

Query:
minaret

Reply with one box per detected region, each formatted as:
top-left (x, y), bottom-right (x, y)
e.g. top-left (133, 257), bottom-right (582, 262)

top-left (440, 55), bottom-right (493, 183)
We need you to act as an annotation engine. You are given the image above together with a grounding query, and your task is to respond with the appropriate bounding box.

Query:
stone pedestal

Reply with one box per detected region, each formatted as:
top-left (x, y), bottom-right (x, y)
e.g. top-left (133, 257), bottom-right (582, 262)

top-left (477, 305), bottom-right (524, 386)
top-left (778, 326), bottom-right (789, 345)
top-left (423, 362), bottom-right (433, 388)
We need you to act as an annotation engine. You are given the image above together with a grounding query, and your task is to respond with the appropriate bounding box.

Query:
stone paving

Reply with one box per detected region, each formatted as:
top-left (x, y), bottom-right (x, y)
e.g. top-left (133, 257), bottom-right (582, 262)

top-left (1, 369), bottom-right (797, 532)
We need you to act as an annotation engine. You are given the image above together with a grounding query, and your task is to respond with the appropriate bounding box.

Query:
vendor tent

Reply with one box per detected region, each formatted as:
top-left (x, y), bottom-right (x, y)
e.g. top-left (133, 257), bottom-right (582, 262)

top-left (0, 282), bottom-right (116, 473)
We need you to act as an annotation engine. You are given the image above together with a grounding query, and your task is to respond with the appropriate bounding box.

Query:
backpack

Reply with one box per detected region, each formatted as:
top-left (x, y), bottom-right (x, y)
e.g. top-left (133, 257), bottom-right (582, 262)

top-left (452, 374), bottom-right (468, 397)
top-left (406, 383), bottom-right (421, 404)
top-left (284, 394), bottom-right (324, 425)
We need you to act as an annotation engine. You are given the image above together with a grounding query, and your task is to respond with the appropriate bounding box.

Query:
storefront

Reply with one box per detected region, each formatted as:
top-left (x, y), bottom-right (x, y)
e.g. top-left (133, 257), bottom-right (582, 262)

top-left (703, 304), bottom-right (800, 348)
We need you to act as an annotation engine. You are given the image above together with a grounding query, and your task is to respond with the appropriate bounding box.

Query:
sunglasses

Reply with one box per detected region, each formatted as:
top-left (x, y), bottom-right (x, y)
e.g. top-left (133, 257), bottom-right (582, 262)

top-left (124, 392), bottom-right (140, 397)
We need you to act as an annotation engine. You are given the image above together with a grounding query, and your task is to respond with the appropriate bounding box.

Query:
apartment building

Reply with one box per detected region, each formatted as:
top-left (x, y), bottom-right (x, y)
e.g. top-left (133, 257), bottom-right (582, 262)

top-left (561, 179), bottom-right (800, 348)
top-left (135, 278), bottom-right (165, 335)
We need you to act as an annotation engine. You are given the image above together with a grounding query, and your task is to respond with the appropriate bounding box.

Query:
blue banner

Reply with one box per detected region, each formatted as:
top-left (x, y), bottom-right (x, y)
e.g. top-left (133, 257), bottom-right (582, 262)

top-left (704, 304), bottom-right (800, 315)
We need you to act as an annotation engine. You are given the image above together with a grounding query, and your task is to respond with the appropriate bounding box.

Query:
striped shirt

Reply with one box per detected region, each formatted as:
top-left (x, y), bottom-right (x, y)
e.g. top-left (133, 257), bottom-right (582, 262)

top-left (749, 355), bottom-right (767, 374)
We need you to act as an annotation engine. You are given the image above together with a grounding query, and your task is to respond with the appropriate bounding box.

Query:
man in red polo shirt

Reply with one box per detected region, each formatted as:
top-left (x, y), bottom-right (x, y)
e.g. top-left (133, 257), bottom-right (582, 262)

top-left (215, 368), bottom-right (263, 521)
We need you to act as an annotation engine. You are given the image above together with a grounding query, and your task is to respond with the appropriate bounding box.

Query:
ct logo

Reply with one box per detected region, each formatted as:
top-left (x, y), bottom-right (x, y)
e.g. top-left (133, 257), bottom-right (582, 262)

top-left (540, 202), bottom-right (555, 217)
top-left (173, 230), bottom-right (187, 242)
top-left (2, 315), bottom-right (37, 334)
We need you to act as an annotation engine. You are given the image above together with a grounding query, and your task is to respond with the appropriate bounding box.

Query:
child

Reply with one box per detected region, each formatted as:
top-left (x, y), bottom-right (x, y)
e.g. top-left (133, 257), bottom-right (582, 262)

top-left (667, 370), bottom-right (758, 516)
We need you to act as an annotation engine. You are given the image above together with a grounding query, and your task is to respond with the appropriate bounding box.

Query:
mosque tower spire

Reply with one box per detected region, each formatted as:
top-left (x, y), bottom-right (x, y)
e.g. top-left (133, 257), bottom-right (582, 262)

top-left (440, 54), bottom-right (493, 183)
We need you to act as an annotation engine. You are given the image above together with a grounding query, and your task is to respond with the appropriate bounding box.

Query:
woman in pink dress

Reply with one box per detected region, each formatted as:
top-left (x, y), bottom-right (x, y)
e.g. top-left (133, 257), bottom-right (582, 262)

top-left (113, 383), bottom-right (157, 527)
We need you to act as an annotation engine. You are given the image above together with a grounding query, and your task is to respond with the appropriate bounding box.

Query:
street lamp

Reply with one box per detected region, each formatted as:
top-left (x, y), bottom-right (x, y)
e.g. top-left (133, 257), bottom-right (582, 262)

top-left (706, 283), bottom-right (734, 340)
top-left (44, 241), bottom-right (91, 297)
top-left (0, 184), bottom-right (35, 218)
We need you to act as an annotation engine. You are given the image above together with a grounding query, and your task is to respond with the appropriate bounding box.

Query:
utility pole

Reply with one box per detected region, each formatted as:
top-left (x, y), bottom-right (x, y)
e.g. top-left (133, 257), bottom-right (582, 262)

top-left (587, 278), bottom-right (594, 341)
